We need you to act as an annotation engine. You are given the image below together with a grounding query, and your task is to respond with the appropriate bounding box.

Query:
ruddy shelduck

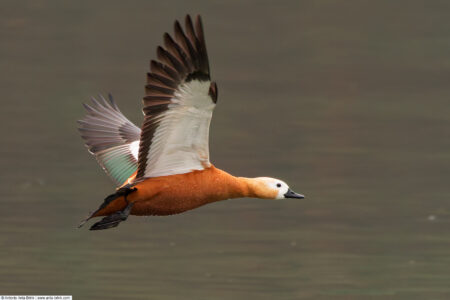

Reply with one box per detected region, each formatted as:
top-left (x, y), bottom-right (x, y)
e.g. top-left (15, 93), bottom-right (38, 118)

top-left (78, 15), bottom-right (305, 230)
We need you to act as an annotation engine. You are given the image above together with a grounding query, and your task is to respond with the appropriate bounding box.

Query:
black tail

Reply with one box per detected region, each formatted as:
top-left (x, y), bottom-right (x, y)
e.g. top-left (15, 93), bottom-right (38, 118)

top-left (78, 186), bottom-right (137, 230)
top-left (90, 202), bottom-right (134, 230)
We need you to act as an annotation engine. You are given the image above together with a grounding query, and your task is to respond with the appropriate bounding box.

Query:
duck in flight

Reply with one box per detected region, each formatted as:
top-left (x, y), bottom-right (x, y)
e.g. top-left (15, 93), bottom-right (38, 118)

top-left (78, 15), bottom-right (305, 230)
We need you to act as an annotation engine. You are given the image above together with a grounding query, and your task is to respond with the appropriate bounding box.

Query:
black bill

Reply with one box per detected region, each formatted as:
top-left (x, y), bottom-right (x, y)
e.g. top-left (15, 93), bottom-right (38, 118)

top-left (284, 189), bottom-right (305, 199)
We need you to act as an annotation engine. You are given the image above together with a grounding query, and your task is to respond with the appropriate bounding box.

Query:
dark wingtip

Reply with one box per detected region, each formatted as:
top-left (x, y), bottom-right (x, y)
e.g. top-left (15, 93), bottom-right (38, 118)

top-left (107, 93), bottom-right (117, 108)
top-left (163, 32), bottom-right (171, 41)
top-left (185, 14), bottom-right (194, 33)
top-left (156, 45), bottom-right (165, 59)
top-left (209, 81), bottom-right (218, 103)
top-left (174, 19), bottom-right (183, 33)
top-left (195, 15), bottom-right (203, 28)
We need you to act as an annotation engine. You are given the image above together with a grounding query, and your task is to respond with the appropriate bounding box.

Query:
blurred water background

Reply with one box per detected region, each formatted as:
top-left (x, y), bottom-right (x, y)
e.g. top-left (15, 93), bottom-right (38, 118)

top-left (0, 1), bottom-right (449, 299)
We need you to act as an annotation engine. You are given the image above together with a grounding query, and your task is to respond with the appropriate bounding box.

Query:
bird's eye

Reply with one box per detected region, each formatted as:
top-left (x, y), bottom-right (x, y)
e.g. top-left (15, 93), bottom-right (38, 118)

top-left (276, 183), bottom-right (281, 188)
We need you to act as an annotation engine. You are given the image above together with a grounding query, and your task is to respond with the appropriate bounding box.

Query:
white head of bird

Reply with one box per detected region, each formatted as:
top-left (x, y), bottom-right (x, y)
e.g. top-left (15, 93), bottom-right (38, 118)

top-left (248, 177), bottom-right (305, 200)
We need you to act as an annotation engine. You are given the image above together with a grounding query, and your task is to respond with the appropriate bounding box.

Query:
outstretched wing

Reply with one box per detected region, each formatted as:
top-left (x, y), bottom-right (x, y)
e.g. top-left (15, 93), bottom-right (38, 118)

top-left (78, 94), bottom-right (141, 186)
top-left (136, 15), bottom-right (218, 179)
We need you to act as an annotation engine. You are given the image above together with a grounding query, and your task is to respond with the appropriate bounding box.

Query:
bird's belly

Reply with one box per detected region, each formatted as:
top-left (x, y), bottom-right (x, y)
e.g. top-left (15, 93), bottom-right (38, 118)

top-left (130, 192), bottom-right (215, 216)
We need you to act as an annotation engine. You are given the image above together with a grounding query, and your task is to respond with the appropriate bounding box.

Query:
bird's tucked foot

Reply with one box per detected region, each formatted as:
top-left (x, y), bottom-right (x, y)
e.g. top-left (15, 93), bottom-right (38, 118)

top-left (89, 201), bottom-right (134, 231)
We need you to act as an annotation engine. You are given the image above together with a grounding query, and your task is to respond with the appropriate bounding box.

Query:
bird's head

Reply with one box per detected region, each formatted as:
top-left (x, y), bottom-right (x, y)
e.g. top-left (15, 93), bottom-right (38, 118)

top-left (247, 177), bottom-right (305, 200)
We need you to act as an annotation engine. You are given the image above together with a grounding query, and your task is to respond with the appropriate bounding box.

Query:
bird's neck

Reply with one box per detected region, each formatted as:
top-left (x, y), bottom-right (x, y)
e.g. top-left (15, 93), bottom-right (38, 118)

top-left (214, 171), bottom-right (272, 199)
top-left (235, 177), bottom-right (277, 199)
top-left (223, 176), bottom-right (255, 199)
top-left (205, 166), bottom-right (252, 199)
top-left (202, 166), bottom-right (274, 201)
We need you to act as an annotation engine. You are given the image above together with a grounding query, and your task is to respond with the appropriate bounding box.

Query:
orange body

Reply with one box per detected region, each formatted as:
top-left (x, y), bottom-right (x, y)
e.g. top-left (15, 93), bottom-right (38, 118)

top-left (93, 165), bottom-right (273, 217)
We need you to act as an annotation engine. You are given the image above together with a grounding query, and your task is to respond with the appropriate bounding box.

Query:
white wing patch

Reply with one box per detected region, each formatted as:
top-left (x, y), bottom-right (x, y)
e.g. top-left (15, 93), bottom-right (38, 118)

top-left (143, 80), bottom-right (215, 178)
top-left (129, 140), bottom-right (140, 160)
